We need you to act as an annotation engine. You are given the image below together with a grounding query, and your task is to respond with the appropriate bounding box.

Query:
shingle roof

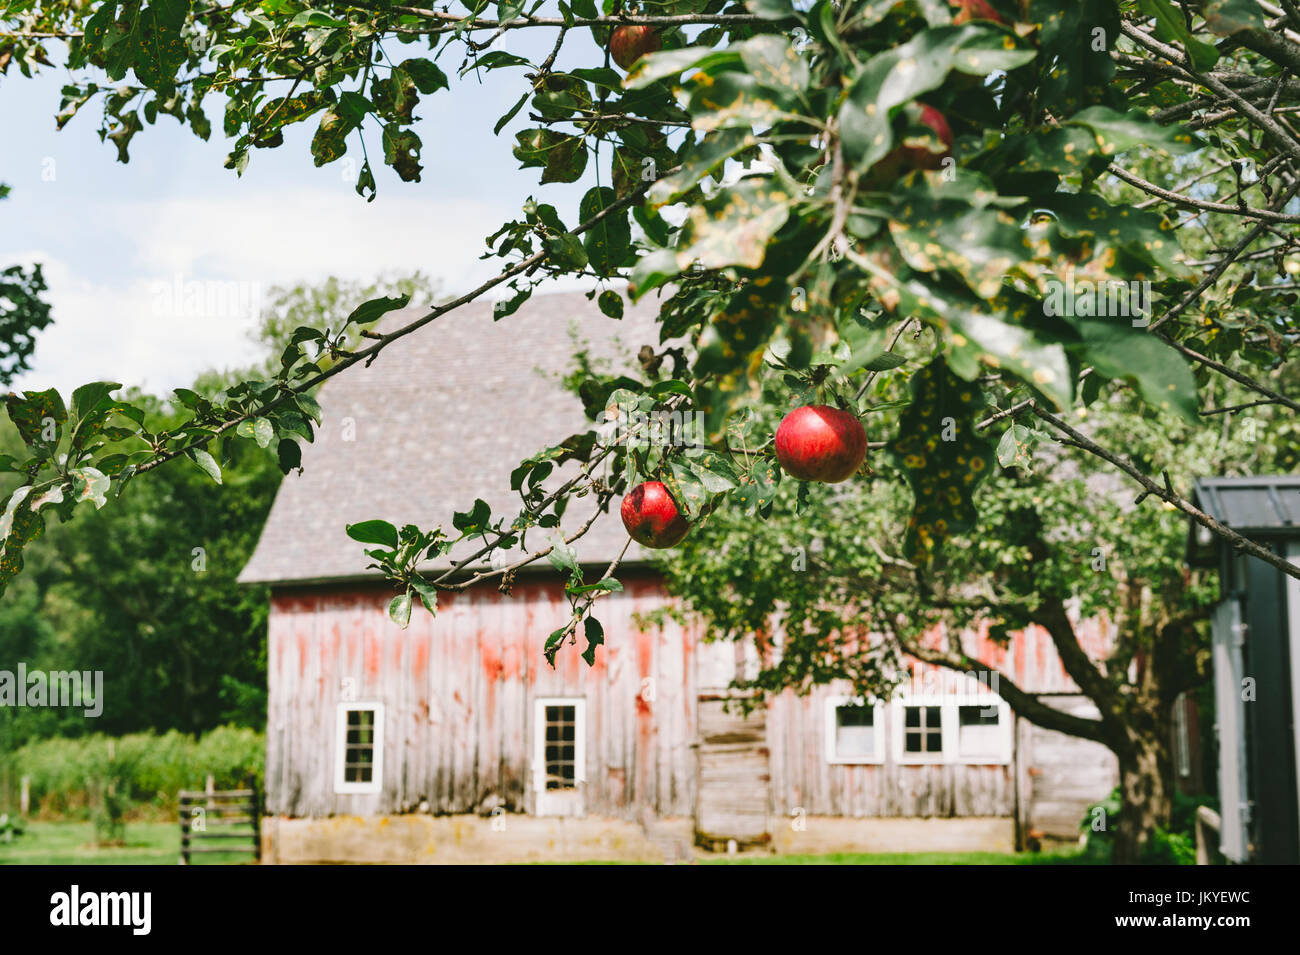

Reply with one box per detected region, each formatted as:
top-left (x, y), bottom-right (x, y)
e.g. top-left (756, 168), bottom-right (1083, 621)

top-left (237, 290), bottom-right (665, 586)
top-left (1192, 477), bottom-right (1300, 533)
top-left (1188, 476), bottom-right (1300, 566)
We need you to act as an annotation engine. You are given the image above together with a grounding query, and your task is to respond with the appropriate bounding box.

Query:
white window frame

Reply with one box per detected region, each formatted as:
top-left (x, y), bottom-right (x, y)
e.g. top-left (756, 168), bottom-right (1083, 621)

top-left (891, 694), bottom-right (1012, 766)
top-left (824, 695), bottom-right (886, 764)
top-left (893, 696), bottom-right (952, 765)
top-left (334, 702), bottom-right (384, 794)
top-left (532, 697), bottom-right (587, 796)
top-left (952, 696), bottom-right (1013, 765)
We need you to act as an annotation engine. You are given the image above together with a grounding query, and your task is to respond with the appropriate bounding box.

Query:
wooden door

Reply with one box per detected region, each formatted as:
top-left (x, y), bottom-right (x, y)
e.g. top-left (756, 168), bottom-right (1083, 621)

top-left (694, 692), bottom-right (770, 849)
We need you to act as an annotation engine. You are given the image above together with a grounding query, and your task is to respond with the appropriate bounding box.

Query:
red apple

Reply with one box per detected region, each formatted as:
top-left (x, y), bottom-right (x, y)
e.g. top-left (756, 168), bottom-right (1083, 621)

top-left (610, 25), bottom-right (661, 71)
top-left (863, 103), bottom-right (954, 187)
top-left (949, 0), bottom-right (1005, 25)
top-left (621, 480), bottom-right (690, 548)
top-left (900, 104), bottom-right (954, 171)
top-left (774, 405), bottom-right (868, 483)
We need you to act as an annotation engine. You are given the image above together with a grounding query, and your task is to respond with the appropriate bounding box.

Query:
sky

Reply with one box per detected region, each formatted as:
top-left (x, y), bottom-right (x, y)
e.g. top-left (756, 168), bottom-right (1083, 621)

top-left (0, 24), bottom-right (609, 395)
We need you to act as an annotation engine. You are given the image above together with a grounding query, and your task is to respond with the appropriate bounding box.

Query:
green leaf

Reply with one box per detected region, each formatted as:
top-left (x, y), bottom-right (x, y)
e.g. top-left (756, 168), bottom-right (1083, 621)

top-left (252, 417), bottom-right (274, 448)
top-left (624, 47), bottom-right (741, 89)
top-left (674, 177), bottom-right (793, 270)
top-left (133, 0), bottom-right (190, 88)
top-left (887, 357), bottom-right (996, 561)
top-left (546, 534), bottom-right (580, 575)
top-left (543, 233), bottom-right (589, 271)
top-left (400, 58), bottom-right (449, 94)
top-left (5, 389), bottom-right (67, 448)
top-left (513, 129), bottom-right (588, 183)
top-left (346, 519), bottom-right (400, 548)
top-left (69, 467), bottom-right (110, 509)
top-left (579, 186), bottom-right (631, 275)
top-left (1201, 0), bottom-right (1269, 34)
top-left (688, 72), bottom-right (791, 132)
top-left (276, 438), bottom-right (302, 473)
top-left (598, 290), bottom-right (624, 318)
top-left (581, 615), bottom-right (605, 666)
top-left (738, 35), bottom-right (809, 97)
top-left (310, 109), bottom-right (358, 166)
top-left (70, 381), bottom-right (121, 427)
top-left (411, 577), bottom-right (439, 617)
top-left (494, 91), bottom-right (529, 135)
top-left (859, 352), bottom-right (909, 373)
top-left (347, 293), bottom-right (412, 325)
top-left (1136, 0), bottom-right (1219, 70)
top-left (628, 249), bottom-right (682, 300)
top-left (187, 448), bottom-right (222, 485)
top-left (647, 128), bottom-right (753, 208)
top-left (295, 393), bottom-right (323, 424)
top-left (1066, 106), bottom-right (1201, 157)
top-left (389, 592), bottom-right (413, 629)
top-left (568, 578), bottom-right (624, 596)
top-left (1074, 322), bottom-right (1199, 422)
top-left (452, 498), bottom-right (492, 535)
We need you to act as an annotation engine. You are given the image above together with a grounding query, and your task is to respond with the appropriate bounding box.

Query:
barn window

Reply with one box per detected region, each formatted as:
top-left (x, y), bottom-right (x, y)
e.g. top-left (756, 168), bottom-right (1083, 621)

top-left (824, 696), bottom-right (885, 764)
top-left (903, 705), bottom-right (944, 755)
top-left (893, 683), bottom-right (1012, 765)
top-left (544, 705), bottom-right (578, 789)
top-left (958, 705), bottom-right (1003, 760)
top-left (533, 698), bottom-right (586, 796)
top-left (334, 702), bottom-right (384, 794)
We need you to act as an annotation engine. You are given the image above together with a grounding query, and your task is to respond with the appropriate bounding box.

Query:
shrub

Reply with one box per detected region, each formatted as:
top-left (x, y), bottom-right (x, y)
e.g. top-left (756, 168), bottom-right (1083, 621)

top-left (0, 727), bottom-right (264, 820)
top-left (1079, 787), bottom-right (1214, 865)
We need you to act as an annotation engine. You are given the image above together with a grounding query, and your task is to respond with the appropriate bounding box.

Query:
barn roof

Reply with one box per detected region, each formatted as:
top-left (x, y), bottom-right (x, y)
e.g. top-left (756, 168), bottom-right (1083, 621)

top-left (237, 290), bottom-right (666, 586)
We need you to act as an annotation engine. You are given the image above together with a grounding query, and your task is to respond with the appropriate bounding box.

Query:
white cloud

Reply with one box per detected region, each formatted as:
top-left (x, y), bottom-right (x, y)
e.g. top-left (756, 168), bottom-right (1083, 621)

top-left (6, 188), bottom-right (517, 395)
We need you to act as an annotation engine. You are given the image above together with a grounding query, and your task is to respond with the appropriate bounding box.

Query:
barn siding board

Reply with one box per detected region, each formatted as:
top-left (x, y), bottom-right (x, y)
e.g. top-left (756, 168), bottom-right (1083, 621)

top-left (266, 575), bottom-right (1114, 830)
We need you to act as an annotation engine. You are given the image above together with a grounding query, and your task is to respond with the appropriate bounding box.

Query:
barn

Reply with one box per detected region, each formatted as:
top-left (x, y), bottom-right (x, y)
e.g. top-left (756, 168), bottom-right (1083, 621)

top-left (237, 290), bottom-right (1120, 863)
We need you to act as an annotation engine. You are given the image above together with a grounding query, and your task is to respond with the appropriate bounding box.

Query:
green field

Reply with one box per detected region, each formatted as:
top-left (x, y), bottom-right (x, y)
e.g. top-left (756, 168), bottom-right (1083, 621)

top-left (0, 822), bottom-right (257, 865)
top-left (1, 821), bottom-right (1087, 865)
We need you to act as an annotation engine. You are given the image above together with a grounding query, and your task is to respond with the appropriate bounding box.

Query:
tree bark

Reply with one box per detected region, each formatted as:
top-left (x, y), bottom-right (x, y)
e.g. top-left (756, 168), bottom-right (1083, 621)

top-left (1112, 718), bottom-right (1175, 864)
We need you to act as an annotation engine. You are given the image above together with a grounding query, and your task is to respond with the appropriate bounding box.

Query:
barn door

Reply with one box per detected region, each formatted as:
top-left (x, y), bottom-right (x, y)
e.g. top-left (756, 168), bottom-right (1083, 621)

top-left (694, 692), bottom-right (770, 849)
top-left (533, 698), bottom-right (586, 817)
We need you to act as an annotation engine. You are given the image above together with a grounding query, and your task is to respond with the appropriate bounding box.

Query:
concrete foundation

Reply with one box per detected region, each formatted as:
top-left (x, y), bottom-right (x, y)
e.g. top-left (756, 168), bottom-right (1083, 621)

top-left (263, 814), bottom-right (1015, 864)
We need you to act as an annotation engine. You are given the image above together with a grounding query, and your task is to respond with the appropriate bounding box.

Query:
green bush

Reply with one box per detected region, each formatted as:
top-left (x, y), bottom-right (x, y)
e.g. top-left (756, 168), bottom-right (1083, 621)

top-left (0, 727), bottom-right (263, 820)
top-left (1079, 787), bottom-right (1214, 865)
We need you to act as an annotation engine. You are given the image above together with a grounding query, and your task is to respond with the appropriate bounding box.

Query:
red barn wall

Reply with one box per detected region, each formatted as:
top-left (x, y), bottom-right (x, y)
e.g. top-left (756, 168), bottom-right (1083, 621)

top-left (266, 572), bottom-right (1115, 824)
top-left (266, 572), bottom-right (702, 818)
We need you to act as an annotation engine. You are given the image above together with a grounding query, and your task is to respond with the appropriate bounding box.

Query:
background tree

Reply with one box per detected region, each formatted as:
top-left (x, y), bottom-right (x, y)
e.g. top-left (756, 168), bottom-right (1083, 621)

top-left (3, 0), bottom-right (1300, 862)
top-left (0, 184), bottom-right (54, 386)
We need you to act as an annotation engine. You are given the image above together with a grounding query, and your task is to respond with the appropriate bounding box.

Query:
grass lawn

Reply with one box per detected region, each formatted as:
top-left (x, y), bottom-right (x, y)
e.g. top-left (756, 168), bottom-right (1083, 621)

top-left (0, 821), bottom-right (257, 865)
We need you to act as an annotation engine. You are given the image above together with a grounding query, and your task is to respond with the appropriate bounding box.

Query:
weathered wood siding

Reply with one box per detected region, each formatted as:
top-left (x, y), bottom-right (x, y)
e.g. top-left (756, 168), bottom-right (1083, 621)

top-left (761, 620), bottom-right (1115, 819)
top-left (695, 693), bottom-right (771, 845)
top-left (266, 574), bottom-right (1116, 826)
top-left (1025, 696), bottom-right (1118, 837)
top-left (266, 572), bottom-right (700, 818)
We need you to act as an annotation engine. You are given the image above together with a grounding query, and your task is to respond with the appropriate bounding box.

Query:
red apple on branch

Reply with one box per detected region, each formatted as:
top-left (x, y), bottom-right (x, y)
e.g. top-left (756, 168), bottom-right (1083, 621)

top-left (863, 103), bottom-right (954, 186)
top-left (610, 25), bottom-right (661, 71)
top-left (900, 104), bottom-right (954, 171)
top-left (621, 480), bottom-right (690, 548)
top-left (774, 405), bottom-right (868, 483)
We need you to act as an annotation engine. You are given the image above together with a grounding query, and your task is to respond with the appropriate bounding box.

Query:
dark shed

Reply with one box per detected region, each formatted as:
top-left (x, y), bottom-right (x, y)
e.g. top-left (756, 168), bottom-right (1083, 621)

top-left (1191, 477), bottom-right (1300, 864)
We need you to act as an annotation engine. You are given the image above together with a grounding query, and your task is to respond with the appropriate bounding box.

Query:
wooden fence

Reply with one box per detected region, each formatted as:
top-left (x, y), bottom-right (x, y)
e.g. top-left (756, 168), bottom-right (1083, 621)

top-left (179, 784), bottom-right (261, 865)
